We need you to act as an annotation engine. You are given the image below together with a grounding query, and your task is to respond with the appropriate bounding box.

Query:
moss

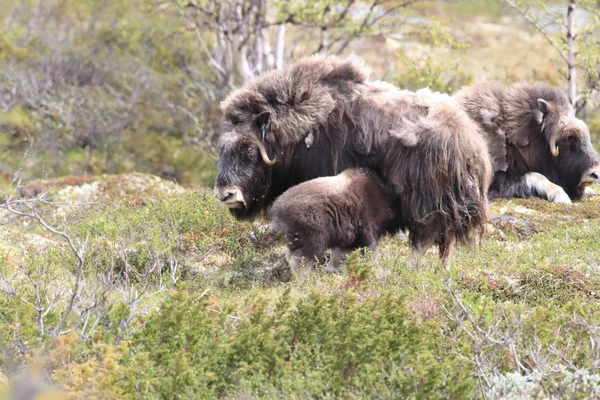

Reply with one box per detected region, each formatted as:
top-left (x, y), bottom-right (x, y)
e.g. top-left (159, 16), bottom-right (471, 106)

top-left (0, 107), bottom-right (37, 137)
top-left (0, 29), bottom-right (26, 60)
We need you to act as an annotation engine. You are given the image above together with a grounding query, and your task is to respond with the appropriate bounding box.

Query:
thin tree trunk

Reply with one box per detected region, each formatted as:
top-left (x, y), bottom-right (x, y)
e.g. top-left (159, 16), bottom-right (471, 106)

top-left (567, 0), bottom-right (577, 107)
top-left (319, 27), bottom-right (329, 55)
top-left (262, 29), bottom-right (275, 70)
top-left (275, 23), bottom-right (285, 70)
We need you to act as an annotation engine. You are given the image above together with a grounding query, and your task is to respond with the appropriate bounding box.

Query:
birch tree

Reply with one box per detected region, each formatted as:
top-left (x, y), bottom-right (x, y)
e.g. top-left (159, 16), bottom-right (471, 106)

top-left (501, 0), bottom-right (600, 112)
top-left (167, 0), bottom-right (417, 91)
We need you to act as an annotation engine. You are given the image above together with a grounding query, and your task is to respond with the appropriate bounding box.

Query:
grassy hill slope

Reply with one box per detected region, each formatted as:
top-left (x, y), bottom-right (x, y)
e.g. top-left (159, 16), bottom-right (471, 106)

top-left (2, 174), bottom-right (600, 398)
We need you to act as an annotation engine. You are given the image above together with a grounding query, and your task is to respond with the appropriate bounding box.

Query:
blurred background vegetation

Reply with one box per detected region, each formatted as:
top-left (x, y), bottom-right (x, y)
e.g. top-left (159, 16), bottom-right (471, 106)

top-left (0, 0), bottom-right (598, 189)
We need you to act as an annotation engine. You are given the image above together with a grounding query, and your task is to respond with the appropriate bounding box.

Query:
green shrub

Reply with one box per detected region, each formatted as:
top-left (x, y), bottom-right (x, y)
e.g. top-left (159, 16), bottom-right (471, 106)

top-left (63, 288), bottom-right (474, 399)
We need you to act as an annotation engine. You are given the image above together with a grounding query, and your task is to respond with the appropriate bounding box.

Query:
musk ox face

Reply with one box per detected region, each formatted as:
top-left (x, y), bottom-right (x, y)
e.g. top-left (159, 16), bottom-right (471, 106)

top-left (214, 115), bottom-right (277, 220)
top-left (536, 99), bottom-right (600, 199)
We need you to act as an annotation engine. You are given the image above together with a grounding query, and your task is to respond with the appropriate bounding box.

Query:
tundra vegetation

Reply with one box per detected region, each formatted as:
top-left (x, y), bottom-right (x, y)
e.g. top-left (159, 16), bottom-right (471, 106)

top-left (1, 0), bottom-right (600, 399)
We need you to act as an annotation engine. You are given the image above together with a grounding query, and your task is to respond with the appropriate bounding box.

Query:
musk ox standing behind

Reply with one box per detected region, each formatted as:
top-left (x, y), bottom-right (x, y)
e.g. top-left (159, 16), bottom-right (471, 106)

top-left (269, 168), bottom-right (402, 279)
top-left (214, 55), bottom-right (492, 270)
top-left (455, 82), bottom-right (600, 204)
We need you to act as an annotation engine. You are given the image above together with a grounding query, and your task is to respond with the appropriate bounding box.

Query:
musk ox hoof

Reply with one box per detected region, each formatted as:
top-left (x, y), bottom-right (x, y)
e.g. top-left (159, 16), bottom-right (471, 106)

top-left (548, 187), bottom-right (572, 205)
top-left (585, 187), bottom-right (599, 196)
top-left (287, 254), bottom-right (315, 282)
top-left (406, 258), bottom-right (421, 269)
top-left (439, 262), bottom-right (451, 272)
top-left (524, 172), bottom-right (572, 205)
top-left (291, 264), bottom-right (312, 282)
top-left (324, 265), bottom-right (341, 274)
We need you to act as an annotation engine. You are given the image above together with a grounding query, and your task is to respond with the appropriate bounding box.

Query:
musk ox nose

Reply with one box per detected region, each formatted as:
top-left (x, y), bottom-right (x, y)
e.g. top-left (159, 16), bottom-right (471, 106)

top-left (580, 167), bottom-right (600, 187)
top-left (214, 186), bottom-right (246, 209)
top-left (586, 167), bottom-right (600, 182)
top-left (216, 190), bottom-right (234, 202)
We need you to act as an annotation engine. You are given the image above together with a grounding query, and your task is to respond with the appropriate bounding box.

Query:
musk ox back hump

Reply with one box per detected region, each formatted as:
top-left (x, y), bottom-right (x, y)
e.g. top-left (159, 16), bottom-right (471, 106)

top-left (453, 82), bottom-right (507, 172)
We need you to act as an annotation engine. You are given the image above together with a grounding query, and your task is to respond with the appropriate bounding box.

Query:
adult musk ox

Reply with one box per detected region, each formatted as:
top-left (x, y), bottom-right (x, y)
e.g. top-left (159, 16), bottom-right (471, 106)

top-left (269, 168), bottom-right (402, 279)
top-left (455, 82), bottom-right (600, 204)
top-left (214, 55), bottom-right (492, 268)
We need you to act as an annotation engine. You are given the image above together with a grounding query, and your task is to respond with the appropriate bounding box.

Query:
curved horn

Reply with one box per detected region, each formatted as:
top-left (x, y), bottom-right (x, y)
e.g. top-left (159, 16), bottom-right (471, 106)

top-left (251, 136), bottom-right (277, 166)
top-left (549, 121), bottom-right (564, 157)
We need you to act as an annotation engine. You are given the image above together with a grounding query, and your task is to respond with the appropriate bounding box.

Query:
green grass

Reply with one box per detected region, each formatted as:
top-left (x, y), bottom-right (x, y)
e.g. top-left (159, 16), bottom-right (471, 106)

top-left (2, 176), bottom-right (600, 398)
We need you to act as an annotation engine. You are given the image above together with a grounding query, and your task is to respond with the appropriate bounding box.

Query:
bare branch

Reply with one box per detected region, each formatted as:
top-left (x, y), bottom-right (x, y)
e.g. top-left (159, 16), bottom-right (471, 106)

top-left (1, 186), bottom-right (87, 337)
top-left (275, 23), bottom-right (285, 70)
top-left (501, 0), bottom-right (569, 65)
top-left (566, 0), bottom-right (577, 106)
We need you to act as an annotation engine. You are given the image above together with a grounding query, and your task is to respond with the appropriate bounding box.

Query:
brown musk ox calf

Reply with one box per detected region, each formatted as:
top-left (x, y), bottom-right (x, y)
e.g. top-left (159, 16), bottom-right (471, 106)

top-left (268, 168), bottom-right (402, 279)
top-left (455, 82), bottom-right (600, 204)
top-left (214, 55), bottom-right (492, 270)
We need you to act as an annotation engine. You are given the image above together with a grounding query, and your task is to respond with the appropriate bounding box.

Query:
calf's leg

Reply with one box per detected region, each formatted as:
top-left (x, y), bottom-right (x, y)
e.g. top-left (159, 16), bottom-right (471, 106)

top-left (324, 248), bottom-right (351, 274)
top-left (286, 249), bottom-right (315, 282)
top-left (285, 230), bottom-right (326, 281)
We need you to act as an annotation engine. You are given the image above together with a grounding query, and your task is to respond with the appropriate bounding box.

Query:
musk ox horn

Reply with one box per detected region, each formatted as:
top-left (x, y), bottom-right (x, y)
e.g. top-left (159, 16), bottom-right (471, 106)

top-left (549, 121), bottom-right (564, 157)
top-left (251, 135), bottom-right (277, 166)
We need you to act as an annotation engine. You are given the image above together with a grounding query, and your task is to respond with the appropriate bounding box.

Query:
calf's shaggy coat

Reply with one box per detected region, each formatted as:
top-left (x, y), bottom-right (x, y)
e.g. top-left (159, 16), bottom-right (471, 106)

top-left (268, 168), bottom-right (402, 277)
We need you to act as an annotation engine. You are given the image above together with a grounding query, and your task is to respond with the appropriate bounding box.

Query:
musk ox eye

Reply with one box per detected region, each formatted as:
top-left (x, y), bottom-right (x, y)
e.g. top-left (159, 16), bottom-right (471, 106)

top-left (245, 145), bottom-right (258, 160)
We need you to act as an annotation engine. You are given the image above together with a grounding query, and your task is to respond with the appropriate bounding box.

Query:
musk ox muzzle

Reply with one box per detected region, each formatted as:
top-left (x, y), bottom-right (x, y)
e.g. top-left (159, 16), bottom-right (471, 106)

top-left (214, 185), bottom-right (246, 209)
top-left (581, 165), bottom-right (600, 187)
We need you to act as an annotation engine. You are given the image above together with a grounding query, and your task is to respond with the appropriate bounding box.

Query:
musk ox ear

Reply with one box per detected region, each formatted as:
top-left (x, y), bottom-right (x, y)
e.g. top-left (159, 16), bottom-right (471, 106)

top-left (534, 99), bottom-right (551, 124)
top-left (255, 112), bottom-right (271, 141)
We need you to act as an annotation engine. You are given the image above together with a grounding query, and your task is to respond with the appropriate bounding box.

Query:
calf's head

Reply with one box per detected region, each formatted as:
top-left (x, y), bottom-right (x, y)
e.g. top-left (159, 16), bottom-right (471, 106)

top-left (536, 99), bottom-right (600, 199)
top-left (214, 113), bottom-right (277, 220)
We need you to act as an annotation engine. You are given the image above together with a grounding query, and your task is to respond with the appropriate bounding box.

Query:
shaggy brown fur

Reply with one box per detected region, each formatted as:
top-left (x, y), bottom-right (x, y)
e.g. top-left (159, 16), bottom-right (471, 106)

top-left (455, 81), bottom-right (600, 203)
top-left (214, 55), bottom-right (492, 267)
top-left (268, 168), bottom-right (401, 277)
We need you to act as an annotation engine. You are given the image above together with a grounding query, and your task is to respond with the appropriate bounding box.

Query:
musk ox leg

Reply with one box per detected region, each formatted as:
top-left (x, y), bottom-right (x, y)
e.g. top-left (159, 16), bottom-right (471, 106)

top-left (438, 235), bottom-right (456, 272)
top-left (324, 248), bottom-right (351, 274)
top-left (489, 172), bottom-right (571, 204)
top-left (407, 238), bottom-right (435, 269)
top-left (284, 231), bottom-right (327, 281)
top-left (285, 250), bottom-right (316, 282)
top-left (370, 246), bottom-right (383, 267)
top-left (407, 248), bottom-right (426, 269)
top-left (585, 187), bottom-right (599, 196)
top-left (524, 173), bottom-right (571, 204)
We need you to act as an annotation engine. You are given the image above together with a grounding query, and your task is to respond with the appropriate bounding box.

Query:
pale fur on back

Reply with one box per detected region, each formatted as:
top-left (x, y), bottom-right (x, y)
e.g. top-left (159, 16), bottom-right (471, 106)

top-left (220, 56), bottom-right (486, 158)
top-left (454, 82), bottom-right (508, 172)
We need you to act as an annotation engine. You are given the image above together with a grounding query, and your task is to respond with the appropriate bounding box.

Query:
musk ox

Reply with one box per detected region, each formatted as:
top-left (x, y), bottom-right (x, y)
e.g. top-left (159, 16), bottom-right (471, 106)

top-left (455, 82), bottom-right (600, 204)
top-left (214, 55), bottom-right (492, 269)
top-left (268, 168), bottom-right (402, 278)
